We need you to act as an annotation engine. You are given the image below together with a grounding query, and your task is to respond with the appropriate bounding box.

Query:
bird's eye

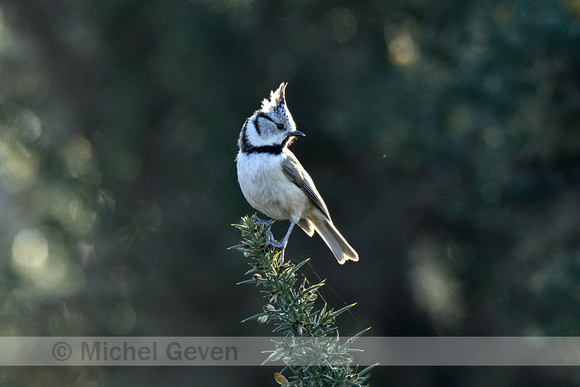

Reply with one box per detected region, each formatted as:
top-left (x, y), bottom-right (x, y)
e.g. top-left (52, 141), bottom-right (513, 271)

top-left (276, 123), bottom-right (284, 130)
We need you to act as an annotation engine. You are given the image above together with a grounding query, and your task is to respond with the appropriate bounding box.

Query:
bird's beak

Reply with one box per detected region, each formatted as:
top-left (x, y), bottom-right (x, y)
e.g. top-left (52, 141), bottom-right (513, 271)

top-left (290, 130), bottom-right (305, 137)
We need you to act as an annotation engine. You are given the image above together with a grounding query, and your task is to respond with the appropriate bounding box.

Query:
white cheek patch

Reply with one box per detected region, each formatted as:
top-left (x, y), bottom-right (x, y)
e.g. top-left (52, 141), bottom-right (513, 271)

top-left (247, 115), bottom-right (289, 148)
top-left (245, 117), bottom-right (272, 147)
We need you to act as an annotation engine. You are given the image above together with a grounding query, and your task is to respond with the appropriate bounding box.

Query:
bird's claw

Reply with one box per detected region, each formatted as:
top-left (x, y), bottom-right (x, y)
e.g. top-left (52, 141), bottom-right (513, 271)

top-left (265, 230), bottom-right (285, 248)
top-left (265, 230), bottom-right (287, 265)
top-left (251, 214), bottom-right (275, 227)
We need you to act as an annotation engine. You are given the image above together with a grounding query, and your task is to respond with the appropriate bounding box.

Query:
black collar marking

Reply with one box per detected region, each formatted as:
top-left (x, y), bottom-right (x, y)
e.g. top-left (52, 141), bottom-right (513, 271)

top-left (242, 143), bottom-right (284, 155)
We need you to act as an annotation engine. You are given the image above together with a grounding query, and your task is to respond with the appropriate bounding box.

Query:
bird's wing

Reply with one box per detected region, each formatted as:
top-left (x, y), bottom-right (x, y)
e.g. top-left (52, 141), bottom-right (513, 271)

top-left (281, 154), bottom-right (331, 221)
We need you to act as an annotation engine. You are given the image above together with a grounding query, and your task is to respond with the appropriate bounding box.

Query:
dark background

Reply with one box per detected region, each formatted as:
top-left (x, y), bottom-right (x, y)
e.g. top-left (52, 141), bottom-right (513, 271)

top-left (0, 0), bottom-right (579, 385)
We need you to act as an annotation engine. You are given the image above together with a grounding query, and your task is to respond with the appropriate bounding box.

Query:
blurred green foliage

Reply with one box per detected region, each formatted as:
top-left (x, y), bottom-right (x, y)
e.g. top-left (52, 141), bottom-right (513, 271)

top-left (0, 0), bottom-right (578, 385)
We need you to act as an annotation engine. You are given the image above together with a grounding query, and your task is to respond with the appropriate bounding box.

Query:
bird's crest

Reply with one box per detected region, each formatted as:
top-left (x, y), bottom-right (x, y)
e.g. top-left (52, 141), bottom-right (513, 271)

top-left (261, 82), bottom-right (287, 113)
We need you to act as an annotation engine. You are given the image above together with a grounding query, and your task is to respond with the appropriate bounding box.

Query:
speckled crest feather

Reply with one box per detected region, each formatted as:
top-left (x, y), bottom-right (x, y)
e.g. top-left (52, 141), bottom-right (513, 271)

top-left (260, 82), bottom-right (287, 114)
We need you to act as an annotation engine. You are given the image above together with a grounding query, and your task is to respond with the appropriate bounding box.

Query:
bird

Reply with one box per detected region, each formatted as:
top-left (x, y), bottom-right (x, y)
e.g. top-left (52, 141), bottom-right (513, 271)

top-left (236, 82), bottom-right (358, 265)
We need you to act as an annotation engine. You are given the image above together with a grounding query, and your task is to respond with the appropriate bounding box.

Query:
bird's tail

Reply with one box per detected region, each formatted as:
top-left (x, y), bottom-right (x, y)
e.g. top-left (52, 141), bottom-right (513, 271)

top-left (308, 218), bottom-right (359, 264)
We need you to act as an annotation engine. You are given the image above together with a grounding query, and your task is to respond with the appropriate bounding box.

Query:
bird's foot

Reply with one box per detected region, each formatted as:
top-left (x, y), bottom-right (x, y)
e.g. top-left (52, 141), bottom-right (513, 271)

top-left (265, 230), bottom-right (285, 248)
top-left (251, 214), bottom-right (275, 227)
top-left (265, 230), bottom-right (287, 265)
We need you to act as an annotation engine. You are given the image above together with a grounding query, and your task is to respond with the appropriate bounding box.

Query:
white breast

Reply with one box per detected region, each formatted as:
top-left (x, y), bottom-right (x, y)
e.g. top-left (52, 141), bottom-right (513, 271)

top-left (236, 152), bottom-right (308, 221)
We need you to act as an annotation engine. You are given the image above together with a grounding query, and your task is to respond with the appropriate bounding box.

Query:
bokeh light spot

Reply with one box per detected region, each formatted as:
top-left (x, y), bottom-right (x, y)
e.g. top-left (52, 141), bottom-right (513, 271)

top-left (30, 256), bottom-right (67, 291)
top-left (385, 18), bottom-right (419, 66)
top-left (62, 135), bottom-right (92, 177)
top-left (409, 239), bottom-right (465, 328)
top-left (483, 125), bottom-right (505, 148)
top-left (31, 185), bottom-right (97, 234)
top-left (387, 33), bottom-right (418, 65)
top-left (0, 7), bottom-right (12, 52)
top-left (0, 136), bottom-right (39, 192)
top-left (321, 7), bottom-right (357, 43)
top-left (108, 301), bottom-right (137, 335)
top-left (14, 109), bottom-right (42, 143)
top-left (495, 2), bottom-right (514, 23)
top-left (12, 229), bottom-right (49, 273)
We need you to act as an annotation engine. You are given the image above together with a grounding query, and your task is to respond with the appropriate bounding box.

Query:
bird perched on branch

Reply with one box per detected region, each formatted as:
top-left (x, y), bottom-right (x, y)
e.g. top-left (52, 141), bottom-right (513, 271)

top-left (236, 82), bottom-right (358, 264)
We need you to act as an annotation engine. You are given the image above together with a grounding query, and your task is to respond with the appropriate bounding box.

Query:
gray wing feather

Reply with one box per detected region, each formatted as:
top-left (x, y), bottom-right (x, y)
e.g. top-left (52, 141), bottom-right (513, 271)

top-left (281, 155), bottom-right (331, 221)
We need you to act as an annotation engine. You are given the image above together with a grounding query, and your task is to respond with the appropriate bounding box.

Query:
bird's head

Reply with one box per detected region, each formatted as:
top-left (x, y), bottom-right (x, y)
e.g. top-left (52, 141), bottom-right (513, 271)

top-left (239, 83), bottom-right (304, 151)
